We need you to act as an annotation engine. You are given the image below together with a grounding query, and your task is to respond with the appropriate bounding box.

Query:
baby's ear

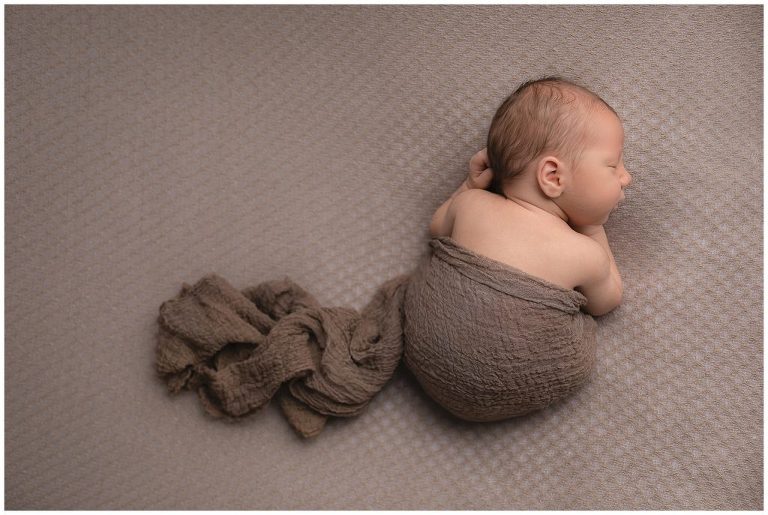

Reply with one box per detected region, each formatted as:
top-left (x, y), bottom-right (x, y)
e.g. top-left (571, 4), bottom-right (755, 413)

top-left (536, 156), bottom-right (566, 198)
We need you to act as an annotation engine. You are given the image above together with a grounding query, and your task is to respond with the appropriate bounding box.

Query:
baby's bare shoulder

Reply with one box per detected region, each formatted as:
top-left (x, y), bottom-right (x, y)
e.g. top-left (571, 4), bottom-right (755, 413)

top-left (453, 188), bottom-right (504, 210)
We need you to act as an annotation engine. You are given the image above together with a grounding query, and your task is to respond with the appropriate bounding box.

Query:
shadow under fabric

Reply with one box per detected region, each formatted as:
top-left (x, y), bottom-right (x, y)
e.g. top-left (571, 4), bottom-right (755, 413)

top-left (155, 237), bottom-right (598, 438)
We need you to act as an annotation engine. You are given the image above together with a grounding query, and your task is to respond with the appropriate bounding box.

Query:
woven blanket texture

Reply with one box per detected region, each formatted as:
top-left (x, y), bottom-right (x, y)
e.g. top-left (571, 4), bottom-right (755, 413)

top-left (6, 4), bottom-right (761, 510)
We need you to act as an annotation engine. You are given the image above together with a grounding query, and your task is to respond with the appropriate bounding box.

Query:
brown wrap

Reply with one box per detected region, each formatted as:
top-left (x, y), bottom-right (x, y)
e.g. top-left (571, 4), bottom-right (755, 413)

top-left (403, 237), bottom-right (598, 422)
top-left (155, 237), bottom-right (597, 437)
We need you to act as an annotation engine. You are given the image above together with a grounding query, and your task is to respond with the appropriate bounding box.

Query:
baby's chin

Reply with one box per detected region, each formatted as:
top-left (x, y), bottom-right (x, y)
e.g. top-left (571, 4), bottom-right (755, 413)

top-left (601, 204), bottom-right (621, 223)
top-left (598, 206), bottom-right (619, 224)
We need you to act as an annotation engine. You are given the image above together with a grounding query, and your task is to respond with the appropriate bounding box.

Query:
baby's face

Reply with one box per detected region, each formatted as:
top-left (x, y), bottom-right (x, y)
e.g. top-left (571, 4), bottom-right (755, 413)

top-left (565, 107), bottom-right (632, 226)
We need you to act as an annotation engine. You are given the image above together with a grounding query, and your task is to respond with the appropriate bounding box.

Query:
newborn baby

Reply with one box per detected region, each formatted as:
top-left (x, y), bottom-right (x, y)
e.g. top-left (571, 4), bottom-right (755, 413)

top-left (429, 77), bottom-right (632, 316)
top-left (155, 76), bottom-right (627, 430)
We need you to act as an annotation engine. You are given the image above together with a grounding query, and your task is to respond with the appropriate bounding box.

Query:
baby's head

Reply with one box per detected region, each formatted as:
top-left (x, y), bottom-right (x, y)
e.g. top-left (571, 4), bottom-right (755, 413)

top-left (486, 76), bottom-right (631, 225)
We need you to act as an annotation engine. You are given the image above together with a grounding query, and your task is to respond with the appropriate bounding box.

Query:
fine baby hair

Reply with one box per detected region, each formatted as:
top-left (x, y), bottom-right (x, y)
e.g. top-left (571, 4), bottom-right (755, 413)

top-left (487, 76), bottom-right (618, 196)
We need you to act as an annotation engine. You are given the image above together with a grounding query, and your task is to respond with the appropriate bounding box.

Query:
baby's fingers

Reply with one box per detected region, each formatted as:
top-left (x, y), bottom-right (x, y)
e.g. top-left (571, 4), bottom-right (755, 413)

top-left (467, 167), bottom-right (493, 190)
top-left (469, 148), bottom-right (489, 174)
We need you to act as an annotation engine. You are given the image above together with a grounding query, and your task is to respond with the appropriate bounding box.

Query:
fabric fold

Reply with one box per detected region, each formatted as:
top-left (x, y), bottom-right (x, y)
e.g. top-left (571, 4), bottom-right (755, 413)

top-left (155, 272), bottom-right (410, 438)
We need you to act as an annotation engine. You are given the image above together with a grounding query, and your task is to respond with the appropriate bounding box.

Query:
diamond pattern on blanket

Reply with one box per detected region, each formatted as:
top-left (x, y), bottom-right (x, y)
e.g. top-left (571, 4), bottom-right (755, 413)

top-left (5, 4), bottom-right (762, 510)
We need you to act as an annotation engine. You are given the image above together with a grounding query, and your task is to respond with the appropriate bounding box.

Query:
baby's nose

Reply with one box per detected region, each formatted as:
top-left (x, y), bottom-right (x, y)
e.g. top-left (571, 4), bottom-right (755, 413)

top-left (622, 169), bottom-right (633, 188)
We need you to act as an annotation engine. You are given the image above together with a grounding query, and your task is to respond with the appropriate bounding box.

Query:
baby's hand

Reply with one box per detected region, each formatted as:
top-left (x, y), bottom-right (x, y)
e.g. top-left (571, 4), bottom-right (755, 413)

top-left (467, 148), bottom-right (493, 190)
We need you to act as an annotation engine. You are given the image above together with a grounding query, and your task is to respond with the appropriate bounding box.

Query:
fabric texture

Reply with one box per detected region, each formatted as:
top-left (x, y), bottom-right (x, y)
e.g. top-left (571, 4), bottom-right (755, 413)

top-left (156, 272), bottom-right (409, 438)
top-left (5, 4), bottom-right (762, 510)
top-left (154, 237), bottom-right (597, 437)
top-left (403, 238), bottom-right (597, 422)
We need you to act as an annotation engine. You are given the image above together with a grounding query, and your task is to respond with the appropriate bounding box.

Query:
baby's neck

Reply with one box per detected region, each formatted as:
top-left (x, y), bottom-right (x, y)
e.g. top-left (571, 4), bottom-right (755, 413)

top-left (501, 185), bottom-right (570, 226)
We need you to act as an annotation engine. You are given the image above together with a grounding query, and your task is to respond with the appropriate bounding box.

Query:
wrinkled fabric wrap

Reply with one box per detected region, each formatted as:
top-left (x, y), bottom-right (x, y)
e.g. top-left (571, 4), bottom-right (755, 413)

top-left (155, 237), bottom-right (597, 437)
top-left (404, 238), bottom-right (598, 422)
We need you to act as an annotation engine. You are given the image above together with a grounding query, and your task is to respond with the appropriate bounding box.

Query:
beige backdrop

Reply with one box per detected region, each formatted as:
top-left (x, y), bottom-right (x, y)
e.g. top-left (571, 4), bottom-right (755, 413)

top-left (5, 4), bottom-right (763, 509)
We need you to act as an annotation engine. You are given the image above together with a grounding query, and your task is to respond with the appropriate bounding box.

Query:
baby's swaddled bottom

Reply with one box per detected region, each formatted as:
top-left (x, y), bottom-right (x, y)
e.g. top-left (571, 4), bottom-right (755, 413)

top-left (403, 237), bottom-right (598, 422)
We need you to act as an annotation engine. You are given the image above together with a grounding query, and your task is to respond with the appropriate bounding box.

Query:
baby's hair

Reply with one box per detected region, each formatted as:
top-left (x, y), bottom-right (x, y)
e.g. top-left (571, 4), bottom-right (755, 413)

top-left (486, 76), bottom-right (617, 196)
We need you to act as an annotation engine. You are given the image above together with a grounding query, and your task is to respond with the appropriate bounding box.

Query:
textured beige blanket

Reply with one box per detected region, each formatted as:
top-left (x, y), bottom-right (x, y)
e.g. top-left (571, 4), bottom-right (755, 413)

top-left (156, 237), bottom-right (597, 437)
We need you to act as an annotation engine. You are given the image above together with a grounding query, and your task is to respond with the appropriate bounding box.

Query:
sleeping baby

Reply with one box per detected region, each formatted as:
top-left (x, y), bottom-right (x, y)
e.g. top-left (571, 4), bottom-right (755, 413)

top-left (429, 76), bottom-right (632, 317)
top-left (155, 76), bottom-right (634, 434)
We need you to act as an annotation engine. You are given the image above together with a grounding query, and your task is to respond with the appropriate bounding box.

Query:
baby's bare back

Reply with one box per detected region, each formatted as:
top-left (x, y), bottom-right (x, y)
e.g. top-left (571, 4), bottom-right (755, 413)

top-left (449, 189), bottom-right (592, 290)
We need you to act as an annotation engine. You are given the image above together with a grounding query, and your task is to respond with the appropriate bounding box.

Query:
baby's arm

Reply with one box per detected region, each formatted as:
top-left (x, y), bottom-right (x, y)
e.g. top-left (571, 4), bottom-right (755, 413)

top-left (572, 224), bottom-right (623, 316)
top-left (430, 181), bottom-right (470, 237)
top-left (430, 149), bottom-right (493, 238)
